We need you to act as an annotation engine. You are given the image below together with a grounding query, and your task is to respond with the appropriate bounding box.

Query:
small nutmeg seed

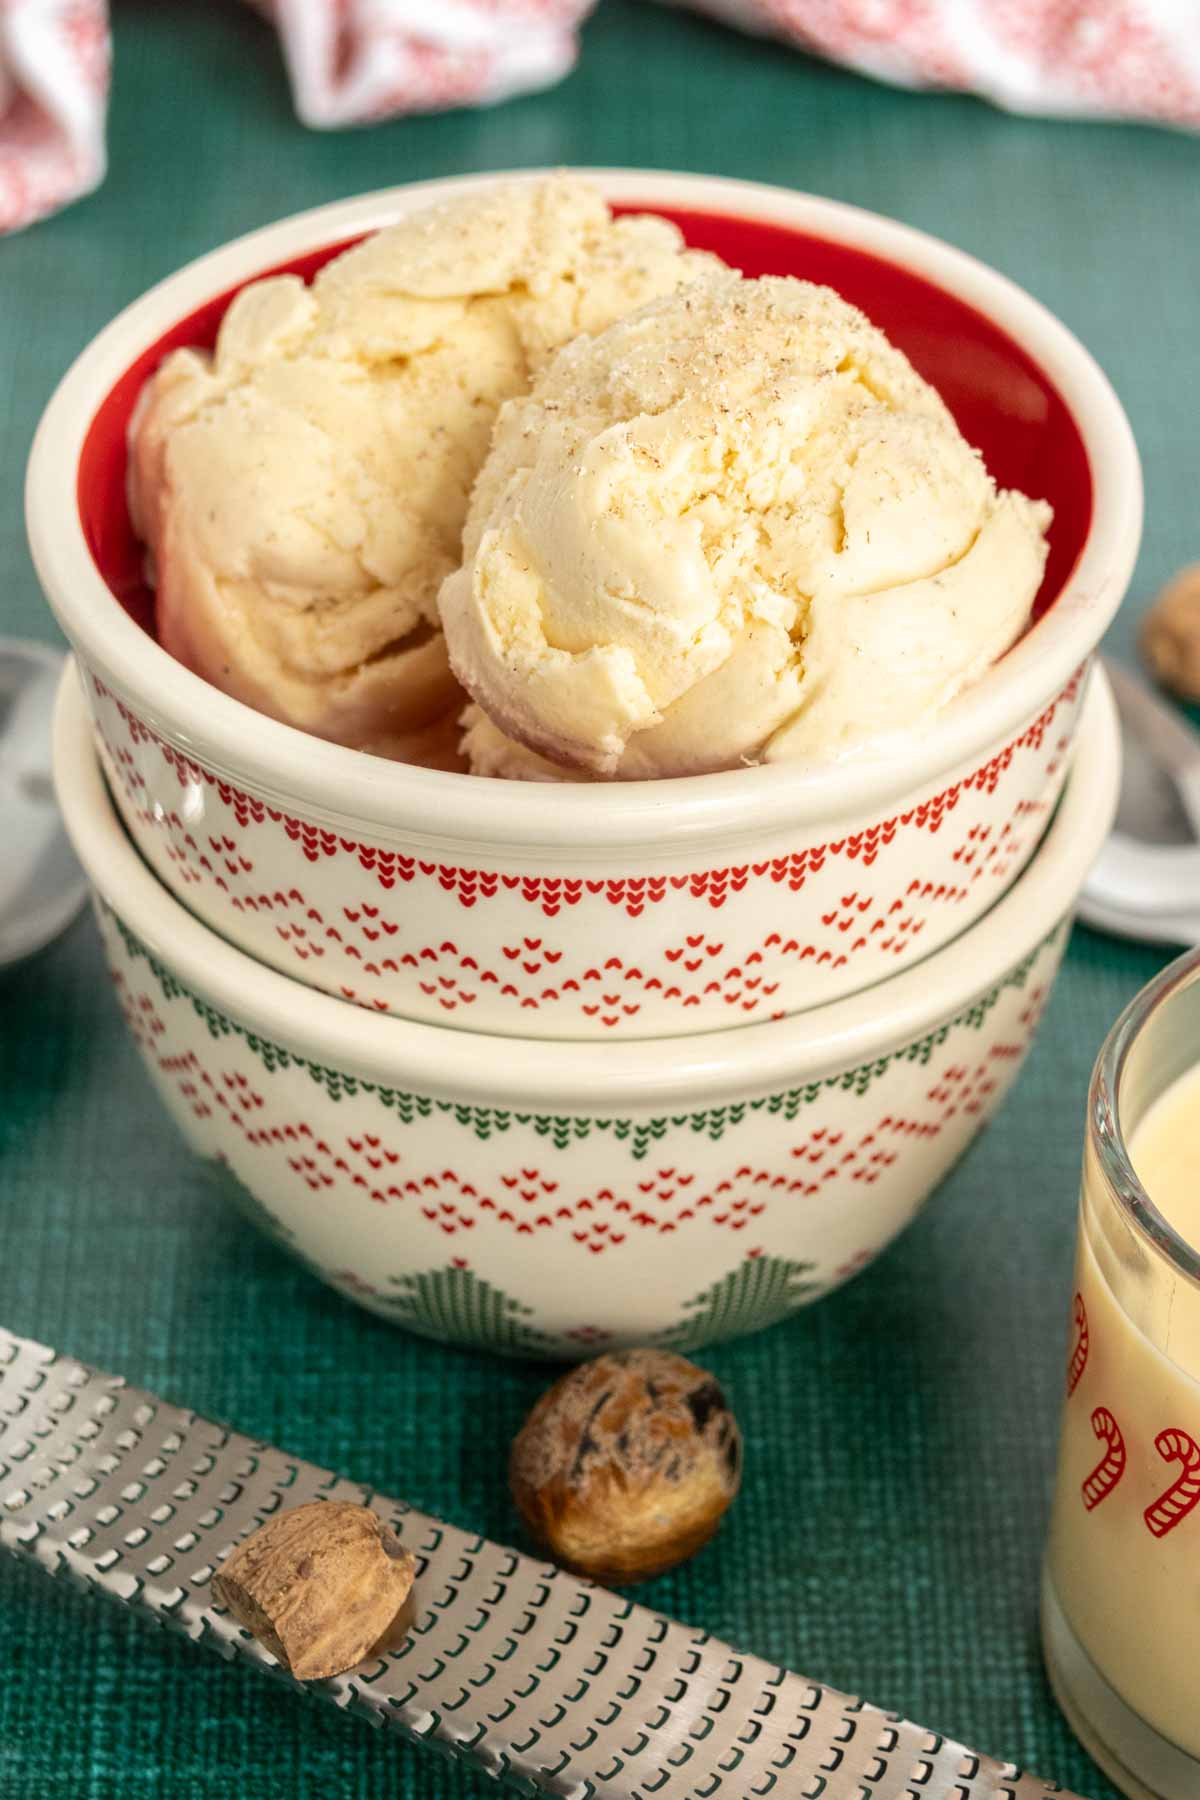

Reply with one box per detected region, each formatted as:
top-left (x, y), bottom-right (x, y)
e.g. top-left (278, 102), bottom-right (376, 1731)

top-left (1141, 565), bottom-right (1200, 703)
top-left (212, 1500), bottom-right (416, 1682)
top-left (509, 1348), bottom-right (742, 1585)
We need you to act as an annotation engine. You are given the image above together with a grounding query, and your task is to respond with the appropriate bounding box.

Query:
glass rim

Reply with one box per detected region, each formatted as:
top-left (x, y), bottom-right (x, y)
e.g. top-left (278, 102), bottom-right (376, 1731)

top-left (1091, 944), bottom-right (1200, 1284)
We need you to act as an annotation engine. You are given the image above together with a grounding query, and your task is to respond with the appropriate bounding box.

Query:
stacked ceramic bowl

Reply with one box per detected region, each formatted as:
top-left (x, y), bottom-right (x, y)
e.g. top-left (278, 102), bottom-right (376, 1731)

top-left (32, 173), bottom-right (1139, 1356)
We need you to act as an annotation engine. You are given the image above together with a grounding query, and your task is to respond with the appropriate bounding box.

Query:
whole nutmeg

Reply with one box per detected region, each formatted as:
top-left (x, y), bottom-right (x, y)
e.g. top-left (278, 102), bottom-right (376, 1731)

top-left (212, 1500), bottom-right (416, 1681)
top-left (1141, 565), bottom-right (1200, 702)
top-left (509, 1348), bottom-right (742, 1584)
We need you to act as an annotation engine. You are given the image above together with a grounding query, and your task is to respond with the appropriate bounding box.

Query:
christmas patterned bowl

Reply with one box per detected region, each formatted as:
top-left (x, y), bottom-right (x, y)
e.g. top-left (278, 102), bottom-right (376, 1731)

top-left (54, 659), bottom-right (1119, 1357)
top-left (28, 172), bottom-right (1140, 1040)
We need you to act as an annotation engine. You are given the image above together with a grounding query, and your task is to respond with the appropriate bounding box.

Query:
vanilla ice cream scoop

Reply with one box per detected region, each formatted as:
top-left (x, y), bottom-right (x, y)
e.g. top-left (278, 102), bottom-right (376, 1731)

top-left (440, 273), bottom-right (1053, 779)
top-left (128, 179), bottom-right (714, 761)
top-left (460, 703), bottom-right (588, 783)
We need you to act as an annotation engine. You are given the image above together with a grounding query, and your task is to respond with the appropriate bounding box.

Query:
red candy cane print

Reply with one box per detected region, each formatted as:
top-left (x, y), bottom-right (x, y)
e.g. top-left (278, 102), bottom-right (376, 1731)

top-left (1144, 1429), bottom-right (1200, 1538)
top-left (1081, 1408), bottom-right (1126, 1511)
top-left (1067, 1292), bottom-right (1089, 1396)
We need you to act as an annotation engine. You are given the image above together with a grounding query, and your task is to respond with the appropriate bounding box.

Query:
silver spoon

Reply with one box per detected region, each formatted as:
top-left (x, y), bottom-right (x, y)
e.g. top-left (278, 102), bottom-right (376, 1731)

top-left (1078, 657), bottom-right (1200, 946)
top-left (0, 638), bottom-right (87, 968)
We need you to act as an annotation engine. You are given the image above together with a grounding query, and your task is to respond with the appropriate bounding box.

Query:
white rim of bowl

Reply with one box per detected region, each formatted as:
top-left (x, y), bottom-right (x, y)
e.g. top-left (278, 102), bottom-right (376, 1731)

top-left (28, 169), bottom-right (1141, 855)
top-left (55, 657), bottom-right (1118, 1112)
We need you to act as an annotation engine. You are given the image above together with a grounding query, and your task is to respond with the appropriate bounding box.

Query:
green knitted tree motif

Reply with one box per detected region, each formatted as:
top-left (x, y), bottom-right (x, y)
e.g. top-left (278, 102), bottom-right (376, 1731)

top-left (376, 1265), bottom-right (553, 1353)
top-left (656, 1254), bottom-right (820, 1350)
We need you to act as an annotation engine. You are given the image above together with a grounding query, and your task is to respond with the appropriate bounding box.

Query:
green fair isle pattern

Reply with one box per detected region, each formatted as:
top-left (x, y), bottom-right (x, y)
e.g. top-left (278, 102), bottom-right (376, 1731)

top-left (655, 1254), bottom-right (820, 1351)
top-left (375, 1265), bottom-right (553, 1353)
top-left (107, 910), bottom-right (1066, 1161)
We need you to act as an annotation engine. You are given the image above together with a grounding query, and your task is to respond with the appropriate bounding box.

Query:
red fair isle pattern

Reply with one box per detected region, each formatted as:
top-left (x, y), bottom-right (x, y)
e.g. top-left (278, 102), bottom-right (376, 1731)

top-left (109, 965), bottom-right (1045, 1261)
top-left (92, 671), bottom-right (1079, 1030)
top-left (102, 898), bottom-right (1065, 1342)
top-left (97, 671), bottom-right (1075, 912)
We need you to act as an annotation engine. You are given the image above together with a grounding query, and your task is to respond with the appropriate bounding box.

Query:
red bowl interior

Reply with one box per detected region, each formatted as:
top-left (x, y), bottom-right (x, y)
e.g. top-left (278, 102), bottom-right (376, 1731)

top-left (79, 204), bottom-right (1092, 642)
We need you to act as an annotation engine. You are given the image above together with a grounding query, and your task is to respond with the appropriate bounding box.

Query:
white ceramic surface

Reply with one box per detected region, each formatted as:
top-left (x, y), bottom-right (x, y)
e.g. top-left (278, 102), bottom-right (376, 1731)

top-left (29, 173), bottom-right (1141, 1038)
top-left (54, 660), bottom-right (1119, 1356)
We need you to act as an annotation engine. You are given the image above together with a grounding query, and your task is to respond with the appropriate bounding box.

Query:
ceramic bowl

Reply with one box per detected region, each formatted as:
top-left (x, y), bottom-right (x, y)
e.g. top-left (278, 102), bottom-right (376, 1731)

top-left (54, 658), bottom-right (1118, 1356)
top-left (29, 172), bottom-right (1140, 1040)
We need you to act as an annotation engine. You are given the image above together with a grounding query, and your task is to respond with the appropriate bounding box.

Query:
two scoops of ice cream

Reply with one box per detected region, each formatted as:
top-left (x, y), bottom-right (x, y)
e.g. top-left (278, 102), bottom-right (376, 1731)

top-left (129, 178), bottom-right (1052, 782)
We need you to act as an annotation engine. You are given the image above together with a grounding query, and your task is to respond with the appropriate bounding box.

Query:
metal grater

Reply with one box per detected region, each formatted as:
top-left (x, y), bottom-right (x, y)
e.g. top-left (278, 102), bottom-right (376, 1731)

top-left (0, 1328), bottom-right (1076, 1798)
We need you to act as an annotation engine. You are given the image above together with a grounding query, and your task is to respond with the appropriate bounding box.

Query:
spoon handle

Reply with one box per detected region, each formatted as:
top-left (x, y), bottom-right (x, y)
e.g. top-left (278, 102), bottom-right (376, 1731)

top-left (1, 1326), bottom-right (1075, 1798)
top-left (1103, 655), bottom-right (1200, 838)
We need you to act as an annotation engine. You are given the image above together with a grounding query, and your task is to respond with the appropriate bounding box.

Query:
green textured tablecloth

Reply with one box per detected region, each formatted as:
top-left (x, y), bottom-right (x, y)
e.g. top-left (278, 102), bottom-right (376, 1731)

top-left (2, 5), bottom-right (1198, 1794)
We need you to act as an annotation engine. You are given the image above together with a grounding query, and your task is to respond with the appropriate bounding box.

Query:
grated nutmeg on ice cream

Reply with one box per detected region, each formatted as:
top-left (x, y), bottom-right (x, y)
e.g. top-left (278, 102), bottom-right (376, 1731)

top-left (127, 178), bottom-right (716, 765)
top-left (130, 183), bottom-right (1052, 783)
top-left (439, 273), bottom-right (1052, 780)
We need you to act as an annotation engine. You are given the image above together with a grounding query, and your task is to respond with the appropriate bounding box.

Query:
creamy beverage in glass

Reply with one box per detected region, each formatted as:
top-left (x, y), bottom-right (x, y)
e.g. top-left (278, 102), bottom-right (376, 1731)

top-left (1044, 948), bottom-right (1200, 1800)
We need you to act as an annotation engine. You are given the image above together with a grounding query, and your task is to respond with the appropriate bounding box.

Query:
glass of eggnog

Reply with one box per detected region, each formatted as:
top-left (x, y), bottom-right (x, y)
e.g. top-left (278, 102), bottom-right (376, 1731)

top-left (1044, 946), bottom-right (1200, 1799)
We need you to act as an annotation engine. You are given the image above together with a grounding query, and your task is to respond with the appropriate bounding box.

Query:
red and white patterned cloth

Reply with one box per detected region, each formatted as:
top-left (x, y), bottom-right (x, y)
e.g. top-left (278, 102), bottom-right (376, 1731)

top-left (2, 0), bottom-right (1198, 234)
top-left (0, 0), bottom-right (109, 236)
top-left (674, 0), bottom-right (1200, 127)
top-left (246, 0), bottom-right (593, 127)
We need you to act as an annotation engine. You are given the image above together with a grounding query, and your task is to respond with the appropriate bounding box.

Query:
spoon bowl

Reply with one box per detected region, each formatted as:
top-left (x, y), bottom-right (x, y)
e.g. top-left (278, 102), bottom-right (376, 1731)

top-left (0, 638), bottom-right (86, 969)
